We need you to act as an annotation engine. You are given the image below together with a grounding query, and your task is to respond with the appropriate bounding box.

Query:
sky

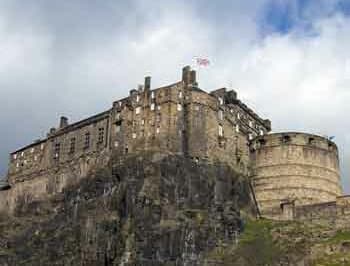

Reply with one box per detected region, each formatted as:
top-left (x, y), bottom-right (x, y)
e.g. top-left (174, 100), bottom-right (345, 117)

top-left (0, 0), bottom-right (350, 192)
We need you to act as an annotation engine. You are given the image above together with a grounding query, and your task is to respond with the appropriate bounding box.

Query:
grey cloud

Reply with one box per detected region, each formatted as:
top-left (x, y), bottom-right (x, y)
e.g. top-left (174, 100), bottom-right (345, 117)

top-left (0, 0), bottom-right (349, 194)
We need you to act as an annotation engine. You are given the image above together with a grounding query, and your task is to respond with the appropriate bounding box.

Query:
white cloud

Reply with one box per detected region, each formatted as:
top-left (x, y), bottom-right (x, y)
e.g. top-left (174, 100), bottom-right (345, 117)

top-left (0, 0), bottom-right (349, 193)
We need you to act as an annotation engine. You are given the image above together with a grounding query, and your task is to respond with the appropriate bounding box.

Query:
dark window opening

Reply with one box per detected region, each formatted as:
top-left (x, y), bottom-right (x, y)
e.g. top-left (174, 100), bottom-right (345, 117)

top-left (84, 132), bottom-right (90, 149)
top-left (258, 138), bottom-right (266, 146)
top-left (69, 138), bottom-right (76, 154)
top-left (282, 135), bottom-right (291, 143)
top-left (98, 127), bottom-right (105, 144)
top-left (308, 137), bottom-right (315, 145)
top-left (54, 143), bottom-right (60, 160)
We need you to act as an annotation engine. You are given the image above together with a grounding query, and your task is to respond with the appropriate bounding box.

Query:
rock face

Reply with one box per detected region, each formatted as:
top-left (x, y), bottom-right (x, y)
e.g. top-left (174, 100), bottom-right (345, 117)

top-left (0, 154), bottom-right (254, 265)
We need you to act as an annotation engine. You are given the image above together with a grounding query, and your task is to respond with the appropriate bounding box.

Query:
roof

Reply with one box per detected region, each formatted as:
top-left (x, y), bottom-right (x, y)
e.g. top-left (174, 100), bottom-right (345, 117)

top-left (11, 110), bottom-right (110, 155)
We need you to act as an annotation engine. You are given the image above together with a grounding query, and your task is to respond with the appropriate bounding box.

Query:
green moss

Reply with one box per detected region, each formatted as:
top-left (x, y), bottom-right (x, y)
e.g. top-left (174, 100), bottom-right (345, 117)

top-left (325, 230), bottom-right (350, 244)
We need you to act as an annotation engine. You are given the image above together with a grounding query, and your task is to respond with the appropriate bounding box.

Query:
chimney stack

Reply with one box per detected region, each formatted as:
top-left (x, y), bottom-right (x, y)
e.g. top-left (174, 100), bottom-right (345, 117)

top-left (182, 66), bottom-right (191, 84)
top-left (144, 76), bottom-right (151, 91)
top-left (59, 116), bottom-right (69, 128)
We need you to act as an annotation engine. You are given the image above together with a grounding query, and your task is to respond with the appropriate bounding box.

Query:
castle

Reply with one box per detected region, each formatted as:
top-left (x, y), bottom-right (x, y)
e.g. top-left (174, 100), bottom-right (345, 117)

top-left (0, 66), bottom-right (349, 223)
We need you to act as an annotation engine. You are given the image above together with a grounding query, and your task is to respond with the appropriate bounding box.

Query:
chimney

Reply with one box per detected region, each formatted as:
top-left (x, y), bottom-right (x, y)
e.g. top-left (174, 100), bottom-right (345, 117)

top-left (144, 76), bottom-right (151, 91)
top-left (59, 116), bottom-right (69, 128)
top-left (190, 70), bottom-right (197, 86)
top-left (182, 66), bottom-right (191, 84)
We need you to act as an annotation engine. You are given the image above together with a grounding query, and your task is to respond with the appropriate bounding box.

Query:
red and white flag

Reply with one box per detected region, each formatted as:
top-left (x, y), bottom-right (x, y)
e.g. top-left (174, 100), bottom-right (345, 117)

top-left (196, 57), bottom-right (210, 67)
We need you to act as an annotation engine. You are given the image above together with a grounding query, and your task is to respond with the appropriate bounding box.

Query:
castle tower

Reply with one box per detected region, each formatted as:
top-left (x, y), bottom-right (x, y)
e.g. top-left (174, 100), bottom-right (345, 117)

top-left (250, 132), bottom-right (342, 218)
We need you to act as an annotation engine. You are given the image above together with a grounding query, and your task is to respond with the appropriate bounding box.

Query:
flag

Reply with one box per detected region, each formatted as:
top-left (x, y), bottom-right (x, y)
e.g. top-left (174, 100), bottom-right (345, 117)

top-left (196, 57), bottom-right (210, 67)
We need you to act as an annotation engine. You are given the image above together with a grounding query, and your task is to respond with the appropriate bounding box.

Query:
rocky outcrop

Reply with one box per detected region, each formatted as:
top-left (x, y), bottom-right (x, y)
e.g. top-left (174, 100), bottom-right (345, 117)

top-left (0, 153), bottom-right (254, 265)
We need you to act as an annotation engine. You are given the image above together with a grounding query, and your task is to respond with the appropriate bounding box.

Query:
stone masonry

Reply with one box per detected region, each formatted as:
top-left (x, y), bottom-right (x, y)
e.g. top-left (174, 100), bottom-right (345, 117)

top-left (0, 66), bottom-right (270, 214)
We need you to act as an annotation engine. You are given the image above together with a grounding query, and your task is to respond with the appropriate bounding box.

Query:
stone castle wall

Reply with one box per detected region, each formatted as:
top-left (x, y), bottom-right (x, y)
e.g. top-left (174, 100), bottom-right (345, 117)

top-left (250, 132), bottom-right (342, 217)
top-left (0, 66), bottom-right (270, 214)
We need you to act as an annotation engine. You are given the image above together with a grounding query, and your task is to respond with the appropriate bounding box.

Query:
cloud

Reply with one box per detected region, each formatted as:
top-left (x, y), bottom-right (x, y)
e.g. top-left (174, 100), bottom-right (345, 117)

top-left (0, 0), bottom-right (349, 193)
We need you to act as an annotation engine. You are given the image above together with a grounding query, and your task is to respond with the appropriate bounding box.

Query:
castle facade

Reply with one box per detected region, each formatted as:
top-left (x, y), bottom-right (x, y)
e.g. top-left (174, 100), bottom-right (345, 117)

top-left (0, 66), bottom-right (348, 222)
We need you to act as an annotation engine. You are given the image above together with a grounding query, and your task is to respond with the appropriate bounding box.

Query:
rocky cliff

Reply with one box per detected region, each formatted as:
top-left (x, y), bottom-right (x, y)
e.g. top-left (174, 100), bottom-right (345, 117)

top-left (0, 153), bottom-right (255, 265)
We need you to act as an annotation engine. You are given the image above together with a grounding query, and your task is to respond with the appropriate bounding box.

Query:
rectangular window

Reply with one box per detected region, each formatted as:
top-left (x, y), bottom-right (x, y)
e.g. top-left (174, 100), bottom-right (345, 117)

top-left (151, 91), bottom-right (155, 99)
top-left (54, 143), bottom-right (60, 159)
top-left (151, 103), bottom-right (155, 111)
top-left (84, 132), bottom-right (90, 149)
top-left (218, 110), bottom-right (223, 120)
top-left (136, 95), bottom-right (140, 102)
top-left (132, 133), bottom-right (137, 139)
top-left (249, 121), bottom-right (253, 127)
top-left (235, 124), bottom-right (240, 133)
top-left (248, 133), bottom-right (253, 140)
top-left (219, 125), bottom-right (223, 137)
top-left (30, 148), bottom-right (35, 153)
top-left (177, 103), bottom-right (182, 111)
top-left (98, 127), bottom-right (105, 144)
top-left (178, 91), bottom-right (183, 98)
top-left (218, 97), bottom-right (223, 105)
top-left (114, 141), bottom-right (119, 147)
top-left (156, 127), bottom-right (160, 134)
top-left (259, 129), bottom-right (264, 136)
top-left (157, 105), bottom-right (161, 110)
top-left (13, 154), bottom-right (17, 160)
top-left (41, 144), bottom-right (45, 150)
top-left (116, 125), bottom-right (121, 133)
top-left (237, 113), bottom-right (240, 120)
top-left (135, 107), bottom-right (141, 114)
top-left (116, 112), bottom-right (121, 120)
top-left (69, 138), bottom-right (76, 154)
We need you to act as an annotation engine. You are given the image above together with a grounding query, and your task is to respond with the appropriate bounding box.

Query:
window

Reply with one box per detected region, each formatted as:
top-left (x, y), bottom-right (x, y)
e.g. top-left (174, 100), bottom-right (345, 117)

top-left (177, 103), bottom-right (182, 111)
top-left (69, 138), bottom-right (76, 154)
top-left (235, 124), bottom-right (240, 133)
top-left (156, 127), bottom-right (160, 134)
top-left (30, 148), bottom-right (35, 153)
top-left (151, 91), bottom-right (155, 99)
top-left (114, 141), bottom-right (119, 147)
top-left (249, 121), bottom-right (253, 127)
top-left (156, 114), bottom-right (161, 122)
top-left (116, 125), bottom-right (121, 133)
top-left (218, 97), bottom-right (223, 105)
top-left (41, 144), bottom-right (45, 150)
top-left (54, 143), bottom-right (60, 159)
top-left (219, 125), bottom-right (223, 137)
top-left (259, 129), bottom-right (264, 136)
top-left (34, 155), bottom-right (38, 161)
top-left (135, 107), bottom-right (141, 115)
top-left (13, 154), bottom-right (17, 160)
top-left (132, 133), bottom-right (137, 139)
top-left (116, 112), bottom-right (121, 120)
top-left (141, 119), bottom-right (145, 125)
top-left (248, 133), bottom-right (253, 140)
top-left (178, 91), bottom-right (183, 98)
top-left (218, 110), bottom-right (223, 120)
top-left (136, 95), bottom-right (140, 102)
top-left (157, 105), bottom-right (161, 110)
top-left (21, 152), bottom-right (24, 157)
top-left (151, 103), bottom-right (155, 111)
top-left (84, 132), bottom-right (90, 149)
top-left (98, 127), bottom-right (105, 144)
top-left (237, 113), bottom-right (240, 120)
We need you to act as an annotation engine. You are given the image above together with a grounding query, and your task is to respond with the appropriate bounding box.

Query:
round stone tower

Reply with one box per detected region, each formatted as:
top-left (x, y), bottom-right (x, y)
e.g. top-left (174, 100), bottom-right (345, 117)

top-left (250, 132), bottom-right (342, 217)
